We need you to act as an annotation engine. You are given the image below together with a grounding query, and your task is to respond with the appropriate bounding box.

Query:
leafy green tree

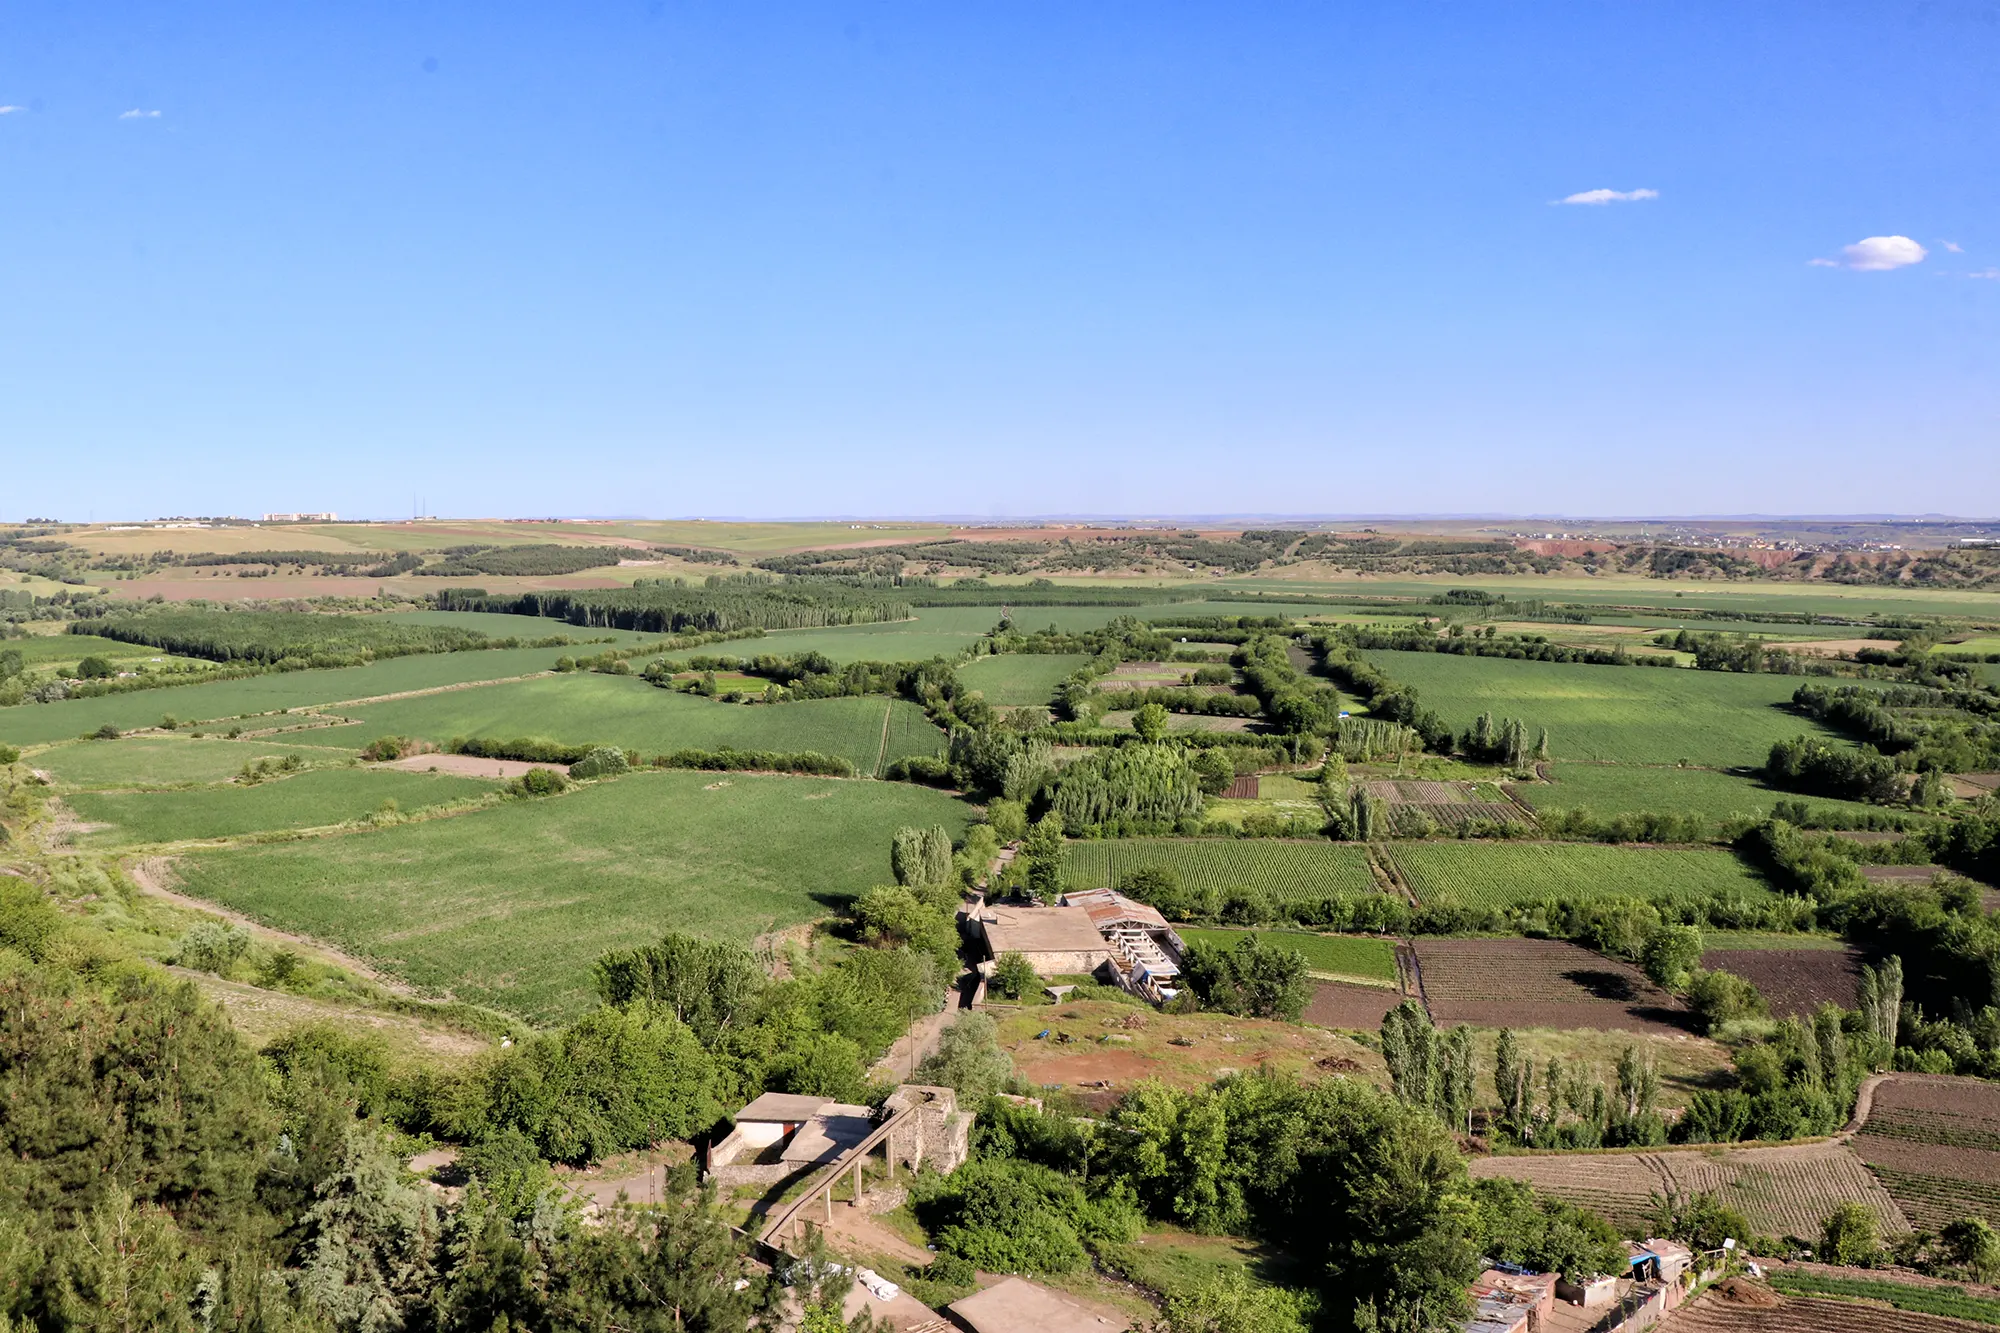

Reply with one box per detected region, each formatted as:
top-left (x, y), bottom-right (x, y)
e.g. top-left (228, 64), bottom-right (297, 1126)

top-left (1133, 703), bottom-right (1170, 743)
top-left (1683, 969), bottom-right (1765, 1035)
top-left (1380, 1001), bottom-right (1439, 1112)
top-left (917, 1012), bottom-right (1013, 1098)
top-left (1942, 1217), bottom-right (2000, 1282)
top-left (1148, 1267), bottom-right (1317, 1333)
top-left (1183, 937), bottom-right (1309, 1021)
top-left (991, 952), bottom-right (1038, 1001)
top-left (1471, 1177), bottom-right (1624, 1283)
top-left (1819, 1202), bottom-right (1881, 1266)
top-left (1493, 1029), bottom-right (1533, 1142)
top-left (591, 932), bottom-right (762, 1043)
top-left (290, 1127), bottom-right (444, 1331)
top-left (852, 885), bottom-right (960, 973)
top-left (544, 1169), bottom-right (768, 1332)
top-left (1639, 924), bottom-right (1703, 993)
top-left (1193, 748), bottom-right (1238, 796)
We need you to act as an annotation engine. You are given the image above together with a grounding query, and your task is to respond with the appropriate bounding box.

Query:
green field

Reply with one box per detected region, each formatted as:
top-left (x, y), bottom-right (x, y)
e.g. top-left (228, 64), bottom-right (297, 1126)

top-left (35, 735), bottom-right (364, 787)
top-left (173, 771), bottom-right (973, 1021)
top-left (956, 654), bottom-right (1092, 706)
top-left (1064, 838), bottom-right (1383, 901)
top-left (3, 633), bottom-right (210, 670)
top-left (1765, 1272), bottom-right (2000, 1325)
top-left (1386, 841), bottom-right (1772, 908)
top-left (386, 609), bottom-right (661, 644)
top-left (66, 768), bottom-right (496, 845)
top-left (1178, 928), bottom-right (1397, 983)
top-left (1358, 650), bottom-right (1854, 768)
top-left (1518, 762), bottom-right (1889, 824)
top-left (339, 675), bottom-right (942, 773)
top-left (0, 647), bottom-right (571, 747)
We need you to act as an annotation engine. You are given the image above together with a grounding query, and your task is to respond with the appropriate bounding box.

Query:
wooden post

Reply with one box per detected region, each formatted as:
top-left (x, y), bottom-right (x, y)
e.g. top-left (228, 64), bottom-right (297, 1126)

top-left (852, 1158), bottom-right (863, 1204)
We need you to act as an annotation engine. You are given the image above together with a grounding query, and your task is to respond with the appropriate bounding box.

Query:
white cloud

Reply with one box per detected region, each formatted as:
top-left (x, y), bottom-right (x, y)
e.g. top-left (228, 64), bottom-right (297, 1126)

top-left (1943, 240), bottom-right (1965, 253)
top-left (1807, 258), bottom-right (1841, 268)
top-left (118, 108), bottom-right (161, 120)
top-left (1969, 268), bottom-right (2000, 280)
top-left (1558, 187), bottom-right (1660, 206)
top-left (1834, 235), bottom-right (1927, 271)
top-left (0, 106), bottom-right (22, 115)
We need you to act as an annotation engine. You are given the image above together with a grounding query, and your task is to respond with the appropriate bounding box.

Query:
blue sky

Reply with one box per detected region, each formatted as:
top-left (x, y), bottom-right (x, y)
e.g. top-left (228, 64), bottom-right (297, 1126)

top-left (2, 2), bottom-right (1993, 521)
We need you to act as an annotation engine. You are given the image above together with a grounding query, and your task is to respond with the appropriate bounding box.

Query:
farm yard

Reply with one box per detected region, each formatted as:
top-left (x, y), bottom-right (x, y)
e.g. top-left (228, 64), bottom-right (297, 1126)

top-left (1356, 649), bottom-right (1857, 768)
top-left (171, 769), bottom-right (973, 1022)
top-left (1062, 837), bottom-right (1385, 901)
top-left (1386, 841), bottom-right (1773, 908)
top-left (1470, 1138), bottom-right (1909, 1243)
top-left (1851, 1077), bottom-right (2000, 1230)
top-left (1412, 937), bottom-right (1691, 1034)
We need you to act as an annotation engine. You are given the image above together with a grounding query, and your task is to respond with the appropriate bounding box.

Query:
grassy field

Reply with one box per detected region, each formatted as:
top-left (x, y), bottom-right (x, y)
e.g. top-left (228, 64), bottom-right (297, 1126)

top-left (173, 770), bottom-right (973, 1022)
top-left (66, 768), bottom-right (495, 846)
top-left (1358, 650), bottom-right (1852, 768)
top-left (1064, 838), bottom-right (1384, 902)
top-left (1178, 928), bottom-right (1397, 983)
top-left (339, 675), bottom-right (942, 772)
top-left (0, 647), bottom-right (571, 747)
top-left (1387, 841), bottom-right (1772, 908)
top-left (386, 609), bottom-right (662, 644)
top-left (956, 654), bottom-right (1092, 706)
top-left (3, 633), bottom-right (211, 670)
top-left (1518, 762), bottom-right (1890, 823)
top-left (35, 735), bottom-right (364, 787)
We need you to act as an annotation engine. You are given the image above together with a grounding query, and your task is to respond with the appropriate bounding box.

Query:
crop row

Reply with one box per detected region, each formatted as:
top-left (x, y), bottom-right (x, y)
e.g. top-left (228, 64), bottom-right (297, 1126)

top-left (1767, 1272), bottom-right (2000, 1325)
top-left (1864, 1165), bottom-right (2000, 1229)
top-left (1861, 1107), bottom-right (2000, 1154)
top-left (1385, 841), bottom-right (1773, 908)
top-left (1062, 838), bottom-right (1383, 901)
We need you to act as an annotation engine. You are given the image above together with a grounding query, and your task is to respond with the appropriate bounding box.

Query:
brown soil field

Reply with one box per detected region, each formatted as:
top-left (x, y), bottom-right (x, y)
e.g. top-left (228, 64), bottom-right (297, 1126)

top-left (1783, 638), bottom-right (1905, 658)
top-left (1100, 711), bottom-right (1255, 733)
top-left (1859, 865), bottom-right (1942, 886)
top-left (1951, 772), bottom-right (2000, 799)
top-left (1414, 938), bottom-right (1692, 1035)
top-left (377, 754), bottom-right (568, 780)
top-left (992, 1000), bottom-right (1384, 1109)
top-left (1304, 981), bottom-right (1403, 1030)
top-left (1471, 1140), bottom-right (1910, 1242)
top-left (1852, 1076), bottom-right (2000, 1229)
top-left (1669, 1288), bottom-right (1992, 1333)
top-left (1701, 947), bottom-right (1863, 1017)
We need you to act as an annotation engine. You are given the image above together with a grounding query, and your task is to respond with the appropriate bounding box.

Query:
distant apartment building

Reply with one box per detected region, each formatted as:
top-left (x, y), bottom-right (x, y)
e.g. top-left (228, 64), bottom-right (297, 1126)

top-left (261, 512), bottom-right (337, 522)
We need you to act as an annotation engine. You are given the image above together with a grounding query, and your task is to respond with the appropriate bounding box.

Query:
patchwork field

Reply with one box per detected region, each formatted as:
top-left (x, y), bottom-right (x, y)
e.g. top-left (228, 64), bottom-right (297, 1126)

top-left (338, 675), bottom-right (944, 773)
top-left (954, 653), bottom-right (1092, 706)
top-left (1063, 838), bottom-right (1384, 902)
top-left (0, 646), bottom-right (573, 746)
top-left (34, 734), bottom-right (364, 787)
top-left (64, 767), bottom-right (496, 846)
top-left (1519, 763), bottom-right (1889, 824)
top-left (1412, 937), bottom-right (1690, 1034)
top-left (1702, 942), bottom-right (1863, 1017)
top-left (1177, 929), bottom-right (1398, 983)
top-left (173, 770), bottom-right (974, 1023)
top-left (1852, 1076), bottom-right (2000, 1230)
top-left (1470, 1139), bottom-right (1909, 1242)
top-left (1386, 841), bottom-right (1772, 909)
top-left (1357, 650), bottom-right (1856, 768)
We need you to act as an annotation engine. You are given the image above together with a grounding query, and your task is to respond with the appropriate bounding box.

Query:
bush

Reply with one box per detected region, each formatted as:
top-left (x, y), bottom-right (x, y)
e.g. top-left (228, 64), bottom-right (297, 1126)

top-left (912, 1157), bottom-right (1138, 1275)
top-left (1684, 969), bottom-right (1766, 1034)
top-left (360, 735), bottom-right (413, 762)
top-left (0, 879), bottom-right (65, 960)
top-left (0, 744), bottom-right (18, 765)
top-left (91, 724), bottom-right (121, 740)
top-left (75, 655), bottom-right (116, 679)
top-left (568, 746), bottom-right (630, 780)
top-left (916, 1012), bottom-right (1013, 1098)
top-left (510, 767), bottom-right (569, 797)
top-left (991, 951), bottom-right (1038, 1001)
top-left (1820, 1202), bottom-right (1883, 1266)
top-left (175, 920), bottom-right (251, 974)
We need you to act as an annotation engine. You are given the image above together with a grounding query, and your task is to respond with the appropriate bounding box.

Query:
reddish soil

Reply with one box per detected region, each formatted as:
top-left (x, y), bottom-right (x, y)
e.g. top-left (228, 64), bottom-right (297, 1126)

top-left (377, 754), bottom-right (568, 780)
top-left (1513, 539), bottom-right (1618, 557)
top-left (1303, 981), bottom-right (1402, 1030)
top-left (1672, 1290), bottom-right (1993, 1332)
top-left (1702, 947), bottom-right (1863, 1017)
top-left (1414, 938), bottom-right (1691, 1035)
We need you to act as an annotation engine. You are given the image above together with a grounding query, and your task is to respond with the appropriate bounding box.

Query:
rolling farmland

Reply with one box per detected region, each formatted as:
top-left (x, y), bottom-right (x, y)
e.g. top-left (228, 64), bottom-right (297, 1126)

top-left (955, 653), bottom-right (1092, 706)
top-left (173, 770), bottom-right (973, 1022)
top-left (1357, 650), bottom-right (1857, 768)
top-left (1412, 937), bottom-right (1690, 1034)
top-left (34, 734), bottom-right (364, 787)
top-left (1063, 838), bottom-right (1384, 901)
top-left (1519, 763), bottom-right (1889, 825)
top-left (1386, 841), bottom-right (1773, 908)
top-left (1852, 1076), bottom-right (2000, 1230)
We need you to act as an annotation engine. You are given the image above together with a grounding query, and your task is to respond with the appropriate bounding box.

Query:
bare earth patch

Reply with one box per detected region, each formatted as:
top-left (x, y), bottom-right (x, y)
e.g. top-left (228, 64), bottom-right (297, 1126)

top-left (376, 754), bottom-right (570, 780)
top-left (1414, 937), bottom-right (1692, 1035)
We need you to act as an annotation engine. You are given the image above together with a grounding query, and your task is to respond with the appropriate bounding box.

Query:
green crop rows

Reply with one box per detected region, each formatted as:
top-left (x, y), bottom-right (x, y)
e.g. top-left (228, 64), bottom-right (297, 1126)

top-left (1064, 838), bottom-right (1383, 901)
top-left (1178, 928), bottom-right (1397, 982)
top-left (1519, 763), bottom-right (1889, 824)
top-left (1386, 842), bottom-right (1772, 908)
top-left (66, 768), bottom-right (496, 846)
top-left (1358, 649), bottom-right (1857, 768)
top-left (175, 770), bottom-right (972, 1022)
top-left (1766, 1271), bottom-right (2000, 1324)
top-left (339, 675), bottom-right (943, 773)
top-left (955, 653), bottom-right (1092, 706)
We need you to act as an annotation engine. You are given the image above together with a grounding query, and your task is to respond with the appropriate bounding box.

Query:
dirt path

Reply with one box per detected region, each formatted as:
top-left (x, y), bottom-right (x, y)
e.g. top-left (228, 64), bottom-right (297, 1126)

top-left (129, 855), bottom-right (420, 995)
top-left (377, 754), bottom-right (567, 779)
top-left (173, 967), bottom-right (490, 1059)
top-left (868, 983), bottom-right (969, 1083)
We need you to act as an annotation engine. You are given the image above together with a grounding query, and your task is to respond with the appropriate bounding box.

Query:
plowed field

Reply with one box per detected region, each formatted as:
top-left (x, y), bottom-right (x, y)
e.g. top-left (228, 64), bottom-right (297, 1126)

top-left (1413, 937), bottom-right (1691, 1035)
top-left (1303, 981), bottom-right (1403, 1030)
top-left (1471, 1139), bottom-right (1909, 1242)
top-left (1669, 1289), bottom-right (1994, 1332)
top-left (1853, 1076), bottom-right (2000, 1230)
top-left (1702, 946), bottom-right (1863, 1017)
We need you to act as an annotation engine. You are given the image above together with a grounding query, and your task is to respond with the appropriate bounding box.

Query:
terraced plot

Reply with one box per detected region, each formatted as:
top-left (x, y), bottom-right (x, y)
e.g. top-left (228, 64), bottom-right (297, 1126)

top-left (1671, 1289), bottom-right (1988, 1332)
top-left (1471, 1139), bottom-right (1909, 1242)
top-left (174, 770), bottom-right (974, 1022)
top-left (1357, 650), bottom-right (1857, 768)
top-left (1063, 838), bottom-right (1384, 902)
top-left (1853, 1076), bottom-right (2000, 1230)
top-left (1387, 841), bottom-right (1772, 909)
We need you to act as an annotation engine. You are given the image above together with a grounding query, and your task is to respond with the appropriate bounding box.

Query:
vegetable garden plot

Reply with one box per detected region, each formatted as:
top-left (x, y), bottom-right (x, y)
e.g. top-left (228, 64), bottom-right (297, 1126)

top-left (1853, 1076), bottom-right (2000, 1230)
top-left (1411, 937), bottom-right (1691, 1035)
top-left (1062, 838), bottom-right (1384, 902)
top-left (1670, 1289), bottom-right (1991, 1332)
top-left (1702, 946), bottom-right (1863, 1017)
top-left (1386, 841), bottom-right (1772, 909)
